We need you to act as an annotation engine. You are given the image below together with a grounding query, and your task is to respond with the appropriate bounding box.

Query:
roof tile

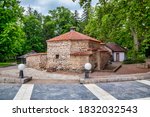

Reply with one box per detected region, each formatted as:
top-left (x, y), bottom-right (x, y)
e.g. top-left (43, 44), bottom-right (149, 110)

top-left (47, 31), bottom-right (101, 43)
top-left (106, 43), bottom-right (126, 52)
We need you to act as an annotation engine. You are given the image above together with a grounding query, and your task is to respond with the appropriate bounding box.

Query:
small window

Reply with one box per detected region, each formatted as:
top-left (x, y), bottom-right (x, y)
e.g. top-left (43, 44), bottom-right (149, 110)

top-left (56, 54), bottom-right (59, 59)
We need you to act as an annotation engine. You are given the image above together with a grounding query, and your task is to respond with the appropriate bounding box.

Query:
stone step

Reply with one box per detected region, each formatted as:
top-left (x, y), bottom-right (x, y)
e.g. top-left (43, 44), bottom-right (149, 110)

top-left (80, 74), bottom-right (150, 84)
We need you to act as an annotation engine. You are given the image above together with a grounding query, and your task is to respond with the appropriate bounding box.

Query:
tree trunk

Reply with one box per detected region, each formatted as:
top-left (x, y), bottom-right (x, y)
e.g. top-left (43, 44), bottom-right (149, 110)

top-left (131, 28), bottom-right (139, 52)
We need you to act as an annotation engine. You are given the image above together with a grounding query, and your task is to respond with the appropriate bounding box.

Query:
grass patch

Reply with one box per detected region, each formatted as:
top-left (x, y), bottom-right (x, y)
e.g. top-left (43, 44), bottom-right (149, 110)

top-left (0, 62), bottom-right (14, 67)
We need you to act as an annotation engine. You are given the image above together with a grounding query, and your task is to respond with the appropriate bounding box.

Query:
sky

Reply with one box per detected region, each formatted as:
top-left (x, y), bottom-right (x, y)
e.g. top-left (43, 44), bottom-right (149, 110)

top-left (20, 0), bottom-right (98, 16)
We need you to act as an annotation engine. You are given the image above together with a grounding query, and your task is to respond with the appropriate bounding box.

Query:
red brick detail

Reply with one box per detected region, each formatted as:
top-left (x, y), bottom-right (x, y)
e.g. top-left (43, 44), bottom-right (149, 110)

top-left (70, 51), bottom-right (93, 56)
top-left (87, 48), bottom-right (99, 51)
top-left (27, 53), bottom-right (47, 57)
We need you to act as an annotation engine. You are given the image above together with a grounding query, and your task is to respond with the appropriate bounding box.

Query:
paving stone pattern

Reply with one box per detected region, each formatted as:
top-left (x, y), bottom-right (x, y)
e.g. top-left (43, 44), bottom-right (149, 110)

top-left (31, 84), bottom-right (98, 100)
top-left (0, 84), bottom-right (21, 100)
top-left (0, 80), bottom-right (150, 100)
top-left (97, 81), bottom-right (150, 100)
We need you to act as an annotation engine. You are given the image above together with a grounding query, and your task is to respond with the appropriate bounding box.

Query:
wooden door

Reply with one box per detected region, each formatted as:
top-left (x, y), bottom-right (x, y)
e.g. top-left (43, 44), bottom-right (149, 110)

top-left (116, 53), bottom-right (119, 62)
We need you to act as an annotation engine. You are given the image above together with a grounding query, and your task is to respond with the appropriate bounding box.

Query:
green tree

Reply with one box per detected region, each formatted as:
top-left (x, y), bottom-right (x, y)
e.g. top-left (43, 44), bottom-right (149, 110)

top-left (23, 7), bottom-right (45, 52)
top-left (0, 0), bottom-right (25, 61)
top-left (74, 10), bottom-right (82, 32)
top-left (43, 15), bottom-right (56, 40)
top-left (43, 6), bottom-right (76, 41)
top-left (76, 0), bottom-right (150, 57)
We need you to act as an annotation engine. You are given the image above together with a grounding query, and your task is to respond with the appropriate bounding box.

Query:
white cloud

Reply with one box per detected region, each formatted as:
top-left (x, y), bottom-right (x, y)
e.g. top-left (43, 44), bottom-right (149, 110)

top-left (21, 0), bottom-right (81, 15)
top-left (32, 5), bottom-right (42, 12)
top-left (20, 0), bottom-right (98, 16)
top-left (36, 0), bottom-right (50, 6)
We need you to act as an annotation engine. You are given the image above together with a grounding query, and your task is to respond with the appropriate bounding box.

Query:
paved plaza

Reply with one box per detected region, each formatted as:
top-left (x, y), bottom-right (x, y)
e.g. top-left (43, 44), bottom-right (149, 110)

top-left (0, 80), bottom-right (150, 100)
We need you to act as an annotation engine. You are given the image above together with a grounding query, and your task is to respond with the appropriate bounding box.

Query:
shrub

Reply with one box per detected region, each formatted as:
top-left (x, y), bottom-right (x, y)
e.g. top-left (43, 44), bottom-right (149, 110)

top-left (123, 59), bottom-right (134, 64)
top-left (135, 58), bottom-right (145, 63)
top-left (123, 58), bottom-right (145, 64)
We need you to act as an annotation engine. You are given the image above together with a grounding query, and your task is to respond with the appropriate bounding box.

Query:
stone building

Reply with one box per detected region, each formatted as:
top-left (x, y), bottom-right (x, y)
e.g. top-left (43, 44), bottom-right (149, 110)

top-left (26, 29), bottom-right (110, 72)
top-left (106, 43), bottom-right (126, 62)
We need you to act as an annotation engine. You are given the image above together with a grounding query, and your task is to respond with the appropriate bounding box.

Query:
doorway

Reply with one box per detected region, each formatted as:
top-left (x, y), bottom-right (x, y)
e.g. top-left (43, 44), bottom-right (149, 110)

top-left (116, 53), bottom-right (119, 62)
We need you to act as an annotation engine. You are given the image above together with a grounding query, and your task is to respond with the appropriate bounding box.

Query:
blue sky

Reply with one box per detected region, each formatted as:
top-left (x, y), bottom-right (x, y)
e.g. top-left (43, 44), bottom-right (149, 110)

top-left (20, 0), bottom-right (98, 16)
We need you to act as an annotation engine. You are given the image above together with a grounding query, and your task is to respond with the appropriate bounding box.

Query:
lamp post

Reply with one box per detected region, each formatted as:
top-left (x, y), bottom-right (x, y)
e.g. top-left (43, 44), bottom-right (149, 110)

top-left (84, 63), bottom-right (92, 78)
top-left (18, 64), bottom-right (25, 78)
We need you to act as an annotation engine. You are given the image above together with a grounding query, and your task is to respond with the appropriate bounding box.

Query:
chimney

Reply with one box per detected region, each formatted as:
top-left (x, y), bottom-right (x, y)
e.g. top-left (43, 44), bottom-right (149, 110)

top-left (70, 27), bottom-right (76, 32)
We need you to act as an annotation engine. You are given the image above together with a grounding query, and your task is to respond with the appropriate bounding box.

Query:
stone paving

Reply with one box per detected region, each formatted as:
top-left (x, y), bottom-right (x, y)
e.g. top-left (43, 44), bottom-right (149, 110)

top-left (0, 66), bottom-right (150, 84)
top-left (0, 80), bottom-right (150, 100)
top-left (0, 66), bottom-right (17, 71)
top-left (31, 84), bottom-right (98, 100)
top-left (0, 84), bottom-right (21, 100)
top-left (0, 67), bottom-right (80, 80)
top-left (97, 81), bottom-right (150, 100)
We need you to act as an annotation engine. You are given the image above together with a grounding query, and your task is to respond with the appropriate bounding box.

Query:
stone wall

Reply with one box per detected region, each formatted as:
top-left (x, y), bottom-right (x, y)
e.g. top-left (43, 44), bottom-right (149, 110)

top-left (70, 41), bottom-right (101, 71)
top-left (47, 41), bottom-right (71, 70)
top-left (89, 41), bottom-right (100, 49)
top-left (100, 52), bottom-right (110, 70)
top-left (40, 40), bottom-right (110, 72)
top-left (26, 53), bottom-right (47, 70)
top-left (47, 40), bottom-right (90, 71)
top-left (88, 43), bottom-right (110, 71)
top-left (89, 52), bottom-right (97, 70)
top-left (69, 56), bottom-right (89, 71)
top-left (70, 40), bottom-right (88, 53)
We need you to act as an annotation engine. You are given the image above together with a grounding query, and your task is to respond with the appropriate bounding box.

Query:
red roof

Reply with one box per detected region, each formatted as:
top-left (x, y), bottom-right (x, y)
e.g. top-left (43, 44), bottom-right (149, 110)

top-left (47, 31), bottom-right (101, 43)
top-left (106, 43), bottom-right (126, 52)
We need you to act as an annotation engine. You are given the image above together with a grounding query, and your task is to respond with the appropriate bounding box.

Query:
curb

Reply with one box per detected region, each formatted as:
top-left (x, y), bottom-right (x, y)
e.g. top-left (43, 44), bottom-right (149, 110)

top-left (0, 76), bottom-right (32, 84)
top-left (80, 73), bottom-right (150, 84)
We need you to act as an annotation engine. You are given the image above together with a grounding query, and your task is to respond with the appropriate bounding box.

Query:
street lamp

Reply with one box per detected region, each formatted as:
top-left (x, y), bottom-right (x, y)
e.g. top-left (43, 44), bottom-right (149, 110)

top-left (84, 63), bottom-right (92, 78)
top-left (18, 64), bottom-right (25, 78)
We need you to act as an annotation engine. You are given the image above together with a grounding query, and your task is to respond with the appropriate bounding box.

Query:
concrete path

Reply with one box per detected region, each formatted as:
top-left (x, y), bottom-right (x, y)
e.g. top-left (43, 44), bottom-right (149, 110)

top-left (0, 66), bottom-right (17, 71)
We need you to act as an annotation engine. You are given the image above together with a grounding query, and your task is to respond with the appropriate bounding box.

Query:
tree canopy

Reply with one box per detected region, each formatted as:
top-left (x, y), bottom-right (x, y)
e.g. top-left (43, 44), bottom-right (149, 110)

top-left (23, 7), bottom-right (45, 52)
top-left (43, 6), bottom-right (77, 40)
top-left (0, 0), bottom-right (150, 61)
top-left (0, 0), bottom-right (25, 61)
top-left (74, 0), bottom-right (150, 58)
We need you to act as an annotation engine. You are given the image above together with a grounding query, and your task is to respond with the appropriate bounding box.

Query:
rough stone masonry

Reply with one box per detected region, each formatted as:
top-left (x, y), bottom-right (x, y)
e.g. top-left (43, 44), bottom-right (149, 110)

top-left (26, 29), bottom-right (110, 72)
